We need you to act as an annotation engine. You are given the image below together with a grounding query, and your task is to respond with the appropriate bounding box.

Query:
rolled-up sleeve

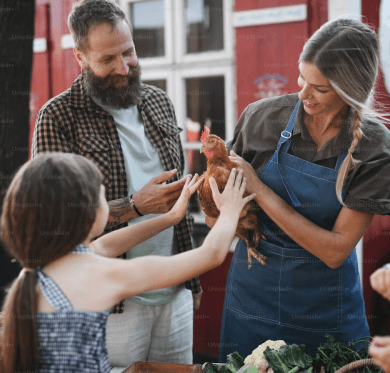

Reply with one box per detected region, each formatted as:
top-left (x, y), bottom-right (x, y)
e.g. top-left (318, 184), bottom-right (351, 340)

top-left (344, 146), bottom-right (390, 215)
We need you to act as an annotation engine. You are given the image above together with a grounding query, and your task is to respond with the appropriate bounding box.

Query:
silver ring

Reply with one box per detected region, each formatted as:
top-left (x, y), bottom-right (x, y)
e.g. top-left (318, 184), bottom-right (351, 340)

top-left (281, 130), bottom-right (292, 139)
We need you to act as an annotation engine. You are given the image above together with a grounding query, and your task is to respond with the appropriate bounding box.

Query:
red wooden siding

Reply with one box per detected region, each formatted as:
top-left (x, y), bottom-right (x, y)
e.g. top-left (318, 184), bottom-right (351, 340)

top-left (29, 3), bottom-right (51, 158)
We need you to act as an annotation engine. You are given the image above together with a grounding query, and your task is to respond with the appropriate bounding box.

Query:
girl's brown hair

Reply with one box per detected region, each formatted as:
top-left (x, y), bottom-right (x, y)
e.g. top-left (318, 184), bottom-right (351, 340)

top-left (299, 18), bottom-right (386, 204)
top-left (0, 152), bottom-right (103, 372)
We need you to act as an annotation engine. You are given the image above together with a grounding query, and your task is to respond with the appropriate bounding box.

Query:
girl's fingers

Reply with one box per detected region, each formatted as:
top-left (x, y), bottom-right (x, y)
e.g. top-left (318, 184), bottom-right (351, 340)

top-left (178, 178), bottom-right (191, 199)
top-left (234, 169), bottom-right (244, 188)
top-left (190, 176), bottom-right (205, 195)
top-left (227, 168), bottom-right (237, 187)
top-left (189, 173), bottom-right (201, 188)
top-left (209, 177), bottom-right (220, 196)
top-left (243, 193), bottom-right (256, 204)
top-left (188, 174), bottom-right (197, 186)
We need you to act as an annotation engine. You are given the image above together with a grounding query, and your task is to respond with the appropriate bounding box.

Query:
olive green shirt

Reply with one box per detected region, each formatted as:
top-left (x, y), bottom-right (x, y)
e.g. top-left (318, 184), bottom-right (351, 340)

top-left (226, 93), bottom-right (390, 215)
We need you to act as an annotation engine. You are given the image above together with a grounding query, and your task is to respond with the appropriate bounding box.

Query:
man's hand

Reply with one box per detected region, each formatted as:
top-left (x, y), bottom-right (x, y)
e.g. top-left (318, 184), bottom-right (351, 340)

top-left (193, 290), bottom-right (202, 312)
top-left (133, 169), bottom-right (191, 215)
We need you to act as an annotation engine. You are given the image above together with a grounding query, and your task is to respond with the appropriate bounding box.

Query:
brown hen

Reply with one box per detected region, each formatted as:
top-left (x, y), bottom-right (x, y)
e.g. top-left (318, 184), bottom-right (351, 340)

top-left (197, 126), bottom-right (267, 269)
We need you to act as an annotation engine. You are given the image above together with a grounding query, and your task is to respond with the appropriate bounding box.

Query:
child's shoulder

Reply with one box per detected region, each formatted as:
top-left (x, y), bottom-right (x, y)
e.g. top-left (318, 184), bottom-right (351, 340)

top-left (37, 253), bottom-right (118, 313)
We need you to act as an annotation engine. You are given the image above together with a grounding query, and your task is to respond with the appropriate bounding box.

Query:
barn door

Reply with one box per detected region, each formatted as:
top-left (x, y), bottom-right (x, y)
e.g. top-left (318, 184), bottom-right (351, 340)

top-left (234, 1), bottom-right (309, 116)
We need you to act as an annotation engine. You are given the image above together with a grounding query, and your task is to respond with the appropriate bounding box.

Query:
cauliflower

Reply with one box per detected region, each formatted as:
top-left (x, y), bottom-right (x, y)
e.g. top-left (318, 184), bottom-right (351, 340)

top-left (244, 340), bottom-right (286, 372)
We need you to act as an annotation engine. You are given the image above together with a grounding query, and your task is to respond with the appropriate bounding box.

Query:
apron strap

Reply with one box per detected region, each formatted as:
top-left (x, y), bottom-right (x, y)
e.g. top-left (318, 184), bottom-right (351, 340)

top-left (276, 100), bottom-right (302, 207)
top-left (335, 150), bottom-right (348, 170)
top-left (277, 100), bottom-right (300, 151)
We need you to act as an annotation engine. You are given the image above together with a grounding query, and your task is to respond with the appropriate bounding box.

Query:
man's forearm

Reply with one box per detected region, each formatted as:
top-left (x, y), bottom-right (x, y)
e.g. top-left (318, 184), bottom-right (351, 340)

top-left (106, 196), bottom-right (140, 228)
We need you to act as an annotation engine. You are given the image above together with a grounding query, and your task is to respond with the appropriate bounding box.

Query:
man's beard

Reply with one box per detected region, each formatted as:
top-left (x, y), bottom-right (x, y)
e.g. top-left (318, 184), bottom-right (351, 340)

top-left (82, 64), bottom-right (143, 109)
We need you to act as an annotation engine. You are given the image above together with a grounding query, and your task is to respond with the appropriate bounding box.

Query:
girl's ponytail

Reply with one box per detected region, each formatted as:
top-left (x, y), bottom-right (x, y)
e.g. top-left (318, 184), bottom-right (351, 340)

top-left (0, 152), bottom-right (103, 371)
top-left (0, 269), bottom-right (39, 373)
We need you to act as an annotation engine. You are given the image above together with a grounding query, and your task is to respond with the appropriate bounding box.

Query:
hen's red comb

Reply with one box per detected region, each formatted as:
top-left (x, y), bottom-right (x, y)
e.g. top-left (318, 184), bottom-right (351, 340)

top-left (200, 126), bottom-right (210, 144)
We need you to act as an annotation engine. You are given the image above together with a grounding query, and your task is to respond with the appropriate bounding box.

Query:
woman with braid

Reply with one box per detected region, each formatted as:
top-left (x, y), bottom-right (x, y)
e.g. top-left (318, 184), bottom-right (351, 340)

top-left (204, 18), bottom-right (390, 359)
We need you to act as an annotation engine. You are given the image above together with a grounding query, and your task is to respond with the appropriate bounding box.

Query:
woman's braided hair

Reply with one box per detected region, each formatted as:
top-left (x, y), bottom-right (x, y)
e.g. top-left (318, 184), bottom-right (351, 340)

top-left (299, 18), bottom-right (383, 204)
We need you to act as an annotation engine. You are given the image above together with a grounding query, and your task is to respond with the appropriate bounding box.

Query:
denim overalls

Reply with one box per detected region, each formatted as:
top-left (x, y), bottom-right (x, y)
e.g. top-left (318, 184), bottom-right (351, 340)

top-left (219, 100), bottom-right (369, 361)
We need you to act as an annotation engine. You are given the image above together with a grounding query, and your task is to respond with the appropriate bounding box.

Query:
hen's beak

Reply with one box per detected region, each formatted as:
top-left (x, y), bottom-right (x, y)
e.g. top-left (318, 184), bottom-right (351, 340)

top-left (200, 144), bottom-right (206, 153)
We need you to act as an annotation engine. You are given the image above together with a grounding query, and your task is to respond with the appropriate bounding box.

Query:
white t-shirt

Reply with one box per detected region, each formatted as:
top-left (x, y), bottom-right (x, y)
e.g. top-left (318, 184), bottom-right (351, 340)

top-left (91, 96), bottom-right (181, 305)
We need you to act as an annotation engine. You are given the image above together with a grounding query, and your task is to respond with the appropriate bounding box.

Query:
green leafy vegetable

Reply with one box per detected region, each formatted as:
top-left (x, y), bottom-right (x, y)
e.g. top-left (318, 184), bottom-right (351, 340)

top-left (227, 352), bottom-right (245, 372)
top-left (264, 345), bottom-right (313, 373)
top-left (220, 366), bottom-right (234, 373)
top-left (312, 334), bottom-right (383, 373)
top-left (278, 345), bottom-right (313, 369)
top-left (264, 347), bottom-right (286, 373)
top-left (203, 362), bottom-right (219, 373)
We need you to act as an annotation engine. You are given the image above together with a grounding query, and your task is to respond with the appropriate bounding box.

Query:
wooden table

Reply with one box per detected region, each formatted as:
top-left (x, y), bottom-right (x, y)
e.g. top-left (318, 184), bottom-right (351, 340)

top-left (122, 361), bottom-right (203, 373)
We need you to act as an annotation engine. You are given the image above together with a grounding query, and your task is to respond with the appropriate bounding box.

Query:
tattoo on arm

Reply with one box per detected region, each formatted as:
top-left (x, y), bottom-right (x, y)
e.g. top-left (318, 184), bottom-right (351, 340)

top-left (106, 196), bottom-right (134, 228)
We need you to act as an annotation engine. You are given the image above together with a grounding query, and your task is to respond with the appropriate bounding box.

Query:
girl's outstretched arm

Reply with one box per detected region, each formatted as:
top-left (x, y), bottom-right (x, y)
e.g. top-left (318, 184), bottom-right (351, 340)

top-left (104, 169), bottom-right (256, 303)
top-left (90, 175), bottom-right (204, 258)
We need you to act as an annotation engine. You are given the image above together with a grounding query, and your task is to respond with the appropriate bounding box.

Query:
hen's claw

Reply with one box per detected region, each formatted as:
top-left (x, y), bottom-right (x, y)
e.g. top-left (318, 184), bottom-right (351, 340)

top-left (247, 246), bottom-right (267, 269)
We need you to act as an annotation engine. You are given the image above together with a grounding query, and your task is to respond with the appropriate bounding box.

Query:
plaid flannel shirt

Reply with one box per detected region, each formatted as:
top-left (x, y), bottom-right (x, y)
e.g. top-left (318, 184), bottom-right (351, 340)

top-left (31, 74), bottom-right (202, 313)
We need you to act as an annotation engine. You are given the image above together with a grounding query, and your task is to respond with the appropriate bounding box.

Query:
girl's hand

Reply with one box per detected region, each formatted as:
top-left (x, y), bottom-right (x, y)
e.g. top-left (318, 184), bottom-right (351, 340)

top-left (370, 266), bottom-right (390, 301)
top-left (170, 174), bottom-right (204, 224)
top-left (228, 150), bottom-right (263, 195)
top-left (369, 336), bottom-right (390, 373)
top-left (209, 168), bottom-right (256, 218)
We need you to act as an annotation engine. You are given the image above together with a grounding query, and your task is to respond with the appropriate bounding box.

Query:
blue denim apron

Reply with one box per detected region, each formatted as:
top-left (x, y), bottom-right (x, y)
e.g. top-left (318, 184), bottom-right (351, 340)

top-left (219, 101), bottom-right (369, 361)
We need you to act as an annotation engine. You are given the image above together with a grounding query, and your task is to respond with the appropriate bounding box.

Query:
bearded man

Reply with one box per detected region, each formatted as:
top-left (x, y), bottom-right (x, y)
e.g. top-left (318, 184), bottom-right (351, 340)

top-left (31, 0), bottom-right (202, 367)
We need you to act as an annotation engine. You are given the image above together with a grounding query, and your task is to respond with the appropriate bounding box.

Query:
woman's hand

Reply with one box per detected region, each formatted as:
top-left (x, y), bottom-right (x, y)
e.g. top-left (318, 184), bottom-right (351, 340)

top-left (170, 174), bottom-right (204, 224)
top-left (369, 336), bottom-right (390, 373)
top-left (228, 150), bottom-right (263, 195)
top-left (210, 168), bottom-right (256, 218)
top-left (370, 266), bottom-right (390, 301)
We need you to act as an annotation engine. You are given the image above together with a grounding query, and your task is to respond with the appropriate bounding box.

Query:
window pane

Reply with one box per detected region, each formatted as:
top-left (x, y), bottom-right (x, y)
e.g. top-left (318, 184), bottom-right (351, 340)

top-left (143, 79), bottom-right (167, 92)
top-left (185, 76), bottom-right (225, 213)
top-left (130, 0), bottom-right (165, 58)
top-left (185, 0), bottom-right (224, 54)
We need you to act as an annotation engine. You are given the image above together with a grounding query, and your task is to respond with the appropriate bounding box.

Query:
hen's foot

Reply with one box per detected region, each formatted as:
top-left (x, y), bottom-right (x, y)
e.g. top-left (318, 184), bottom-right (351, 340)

top-left (247, 247), bottom-right (267, 269)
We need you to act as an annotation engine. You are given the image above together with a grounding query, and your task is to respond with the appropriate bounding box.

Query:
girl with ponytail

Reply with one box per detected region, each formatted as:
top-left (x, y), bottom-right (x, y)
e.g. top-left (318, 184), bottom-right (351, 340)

top-left (0, 152), bottom-right (253, 372)
top-left (211, 18), bottom-right (390, 360)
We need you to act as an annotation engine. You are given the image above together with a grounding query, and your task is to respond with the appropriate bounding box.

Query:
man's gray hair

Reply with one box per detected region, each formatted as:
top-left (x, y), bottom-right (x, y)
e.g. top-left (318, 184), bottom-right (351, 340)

top-left (68, 0), bottom-right (132, 53)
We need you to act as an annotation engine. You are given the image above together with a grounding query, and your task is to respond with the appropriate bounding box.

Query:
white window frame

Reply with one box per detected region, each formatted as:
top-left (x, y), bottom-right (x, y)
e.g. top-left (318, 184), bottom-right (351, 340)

top-left (119, 0), bottom-right (174, 66)
top-left (119, 0), bottom-right (236, 226)
top-left (141, 69), bottom-right (175, 103)
top-left (175, 65), bottom-right (235, 173)
top-left (173, 0), bottom-right (234, 64)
